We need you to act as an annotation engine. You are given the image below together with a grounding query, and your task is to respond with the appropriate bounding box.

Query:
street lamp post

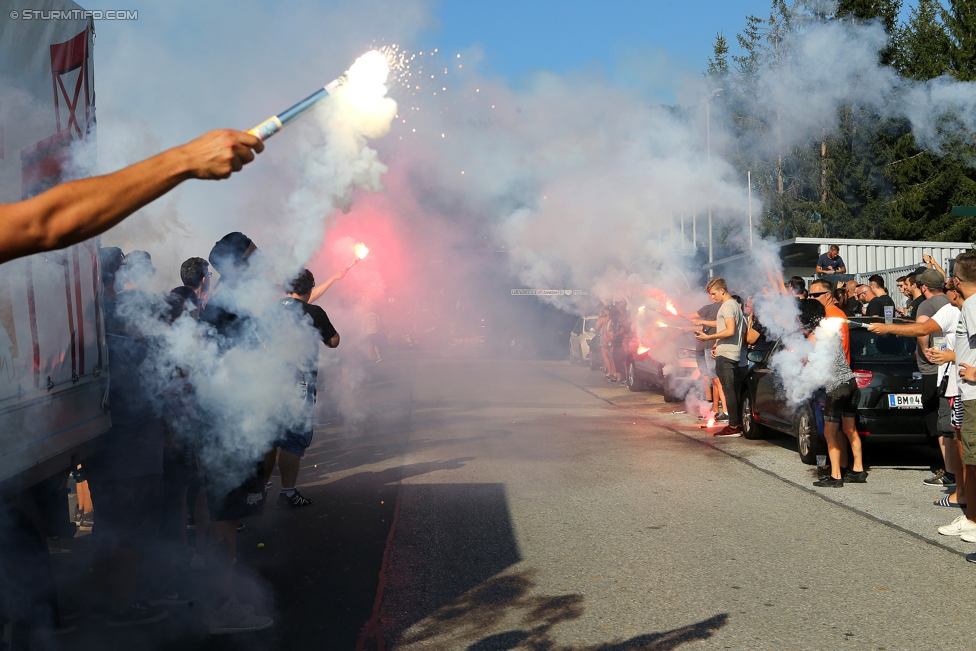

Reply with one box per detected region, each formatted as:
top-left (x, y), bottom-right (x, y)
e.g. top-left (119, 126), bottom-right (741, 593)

top-left (703, 87), bottom-right (722, 277)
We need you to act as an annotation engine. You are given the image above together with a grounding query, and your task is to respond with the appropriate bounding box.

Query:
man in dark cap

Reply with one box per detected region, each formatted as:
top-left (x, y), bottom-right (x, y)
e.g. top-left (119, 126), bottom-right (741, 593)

top-left (197, 232), bottom-right (273, 634)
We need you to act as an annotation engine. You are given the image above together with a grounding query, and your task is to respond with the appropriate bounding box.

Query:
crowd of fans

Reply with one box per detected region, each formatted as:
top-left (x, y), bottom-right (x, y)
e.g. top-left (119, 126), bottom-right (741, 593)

top-left (671, 249), bottom-right (976, 565)
top-left (1, 231), bottom-right (354, 642)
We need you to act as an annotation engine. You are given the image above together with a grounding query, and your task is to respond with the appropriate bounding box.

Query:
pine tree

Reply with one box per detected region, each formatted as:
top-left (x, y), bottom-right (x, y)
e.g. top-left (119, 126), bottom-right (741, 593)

top-left (834, 0), bottom-right (901, 32)
top-left (893, 0), bottom-right (951, 80)
top-left (706, 33), bottom-right (730, 79)
top-left (943, 0), bottom-right (976, 81)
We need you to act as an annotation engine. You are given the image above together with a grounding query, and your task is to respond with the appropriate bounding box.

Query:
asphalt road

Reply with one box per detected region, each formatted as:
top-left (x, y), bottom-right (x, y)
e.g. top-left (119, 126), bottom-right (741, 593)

top-left (50, 349), bottom-right (973, 650)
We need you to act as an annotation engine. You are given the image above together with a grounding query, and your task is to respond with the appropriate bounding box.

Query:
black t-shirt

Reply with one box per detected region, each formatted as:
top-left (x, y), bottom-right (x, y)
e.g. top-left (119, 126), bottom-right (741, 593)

top-left (279, 297), bottom-right (337, 387)
top-left (817, 252), bottom-right (845, 271)
top-left (200, 293), bottom-right (258, 351)
top-left (908, 295), bottom-right (925, 320)
top-left (696, 303), bottom-right (721, 352)
top-left (865, 294), bottom-right (896, 317)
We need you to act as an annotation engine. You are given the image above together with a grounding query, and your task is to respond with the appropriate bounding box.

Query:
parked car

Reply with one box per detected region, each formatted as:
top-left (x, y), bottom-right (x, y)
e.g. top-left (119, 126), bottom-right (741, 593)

top-left (569, 315), bottom-right (600, 366)
top-left (739, 316), bottom-right (927, 464)
top-left (626, 330), bottom-right (701, 402)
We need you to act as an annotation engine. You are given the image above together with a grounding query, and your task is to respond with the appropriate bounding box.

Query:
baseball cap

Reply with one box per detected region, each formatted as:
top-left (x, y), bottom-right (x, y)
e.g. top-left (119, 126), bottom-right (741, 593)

top-left (918, 268), bottom-right (945, 289)
top-left (209, 232), bottom-right (254, 276)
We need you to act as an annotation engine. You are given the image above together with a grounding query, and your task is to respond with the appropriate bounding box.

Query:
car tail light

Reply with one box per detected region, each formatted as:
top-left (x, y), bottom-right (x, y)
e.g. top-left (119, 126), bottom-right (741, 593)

top-left (853, 370), bottom-right (873, 388)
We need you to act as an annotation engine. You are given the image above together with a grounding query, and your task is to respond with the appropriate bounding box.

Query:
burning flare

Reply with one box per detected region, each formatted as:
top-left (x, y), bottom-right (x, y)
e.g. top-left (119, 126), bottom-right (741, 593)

top-left (345, 241), bottom-right (370, 271)
top-left (637, 345), bottom-right (651, 355)
top-left (665, 301), bottom-right (678, 316)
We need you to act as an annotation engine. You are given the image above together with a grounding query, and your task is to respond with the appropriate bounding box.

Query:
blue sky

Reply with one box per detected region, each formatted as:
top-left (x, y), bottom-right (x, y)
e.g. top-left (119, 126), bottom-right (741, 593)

top-left (416, 0), bottom-right (919, 102)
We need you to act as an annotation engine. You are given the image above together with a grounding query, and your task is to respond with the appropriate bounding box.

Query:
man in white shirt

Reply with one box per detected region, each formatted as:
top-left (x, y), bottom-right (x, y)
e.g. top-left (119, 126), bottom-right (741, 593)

top-left (945, 254), bottom-right (976, 548)
top-left (695, 278), bottom-right (745, 437)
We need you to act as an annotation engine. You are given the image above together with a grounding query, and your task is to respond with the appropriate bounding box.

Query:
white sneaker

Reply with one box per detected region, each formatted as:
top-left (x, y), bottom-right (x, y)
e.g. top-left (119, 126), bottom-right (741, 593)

top-left (961, 530), bottom-right (976, 543)
top-left (938, 514), bottom-right (976, 536)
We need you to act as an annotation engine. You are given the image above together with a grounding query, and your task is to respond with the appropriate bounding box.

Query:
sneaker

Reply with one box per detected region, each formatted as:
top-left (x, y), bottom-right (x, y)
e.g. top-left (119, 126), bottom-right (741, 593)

top-left (813, 477), bottom-right (844, 488)
top-left (207, 599), bottom-right (273, 635)
top-left (967, 552), bottom-right (976, 564)
top-left (107, 602), bottom-right (169, 627)
top-left (938, 514), bottom-right (976, 536)
top-left (149, 590), bottom-right (196, 606)
top-left (960, 530), bottom-right (976, 543)
top-left (924, 470), bottom-right (956, 487)
top-left (843, 469), bottom-right (868, 483)
top-left (714, 426), bottom-right (742, 438)
top-left (277, 490), bottom-right (313, 509)
top-left (715, 412), bottom-right (729, 421)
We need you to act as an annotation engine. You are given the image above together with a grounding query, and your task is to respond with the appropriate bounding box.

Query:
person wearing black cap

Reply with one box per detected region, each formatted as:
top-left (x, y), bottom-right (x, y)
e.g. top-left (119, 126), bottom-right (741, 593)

top-left (0, 130), bottom-right (262, 266)
top-left (197, 232), bottom-right (274, 634)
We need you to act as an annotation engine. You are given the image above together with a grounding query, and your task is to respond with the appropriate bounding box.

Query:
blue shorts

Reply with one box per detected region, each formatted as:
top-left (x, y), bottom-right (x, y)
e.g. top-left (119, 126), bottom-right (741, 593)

top-left (276, 383), bottom-right (315, 457)
top-left (696, 349), bottom-right (715, 379)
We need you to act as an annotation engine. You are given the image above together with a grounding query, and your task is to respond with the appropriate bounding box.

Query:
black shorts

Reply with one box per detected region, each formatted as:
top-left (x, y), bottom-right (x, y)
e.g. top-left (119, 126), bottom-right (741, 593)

top-left (87, 474), bottom-right (163, 548)
top-left (824, 378), bottom-right (859, 423)
top-left (204, 460), bottom-right (269, 522)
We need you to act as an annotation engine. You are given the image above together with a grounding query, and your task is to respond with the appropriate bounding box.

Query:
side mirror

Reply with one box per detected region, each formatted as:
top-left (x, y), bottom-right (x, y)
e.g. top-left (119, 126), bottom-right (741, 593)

top-left (747, 351), bottom-right (764, 364)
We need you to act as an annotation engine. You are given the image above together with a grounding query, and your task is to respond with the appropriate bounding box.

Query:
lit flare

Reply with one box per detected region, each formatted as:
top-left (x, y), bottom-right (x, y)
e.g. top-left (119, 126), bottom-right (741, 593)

top-left (346, 242), bottom-right (370, 271)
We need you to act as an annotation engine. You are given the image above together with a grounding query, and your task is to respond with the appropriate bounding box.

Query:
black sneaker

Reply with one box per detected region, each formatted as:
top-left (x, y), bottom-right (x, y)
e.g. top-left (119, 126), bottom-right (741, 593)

top-left (277, 490), bottom-right (313, 509)
top-left (106, 602), bottom-right (169, 627)
top-left (924, 470), bottom-right (956, 487)
top-left (813, 477), bottom-right (844, 488)
top-left (843, 469), bottom-right (868, 483)
top-left (966, 552), bottom-right (976, 565)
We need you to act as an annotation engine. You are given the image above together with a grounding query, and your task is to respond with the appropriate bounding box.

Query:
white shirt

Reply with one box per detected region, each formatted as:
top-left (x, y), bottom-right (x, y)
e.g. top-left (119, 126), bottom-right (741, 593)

top-left (930, 303), bottom-right (961, 395)
top-left (954, 295), bottom-right (976, 401)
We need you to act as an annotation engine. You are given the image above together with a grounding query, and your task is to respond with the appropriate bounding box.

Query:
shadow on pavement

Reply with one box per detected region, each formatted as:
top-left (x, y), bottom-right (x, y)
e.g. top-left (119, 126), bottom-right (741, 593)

top-left (391, 569), bottom-right (726, 650)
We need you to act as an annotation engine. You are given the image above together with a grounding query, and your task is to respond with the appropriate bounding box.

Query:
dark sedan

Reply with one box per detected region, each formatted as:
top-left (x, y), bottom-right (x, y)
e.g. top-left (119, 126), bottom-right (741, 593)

top-left (740, 316), bottom-right (927, 464)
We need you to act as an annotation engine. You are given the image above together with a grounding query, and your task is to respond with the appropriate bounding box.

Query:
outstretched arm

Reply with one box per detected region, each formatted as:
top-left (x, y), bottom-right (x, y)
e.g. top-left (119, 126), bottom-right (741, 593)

top-left (0, 129), bottom-right (263, 264)
top-left (308, 268), bottom-right (348, 304)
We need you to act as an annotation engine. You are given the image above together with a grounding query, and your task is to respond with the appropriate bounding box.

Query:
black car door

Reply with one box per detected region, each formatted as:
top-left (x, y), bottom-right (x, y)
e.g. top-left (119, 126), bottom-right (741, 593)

top-left (753, 341), bottom-right (791, 428)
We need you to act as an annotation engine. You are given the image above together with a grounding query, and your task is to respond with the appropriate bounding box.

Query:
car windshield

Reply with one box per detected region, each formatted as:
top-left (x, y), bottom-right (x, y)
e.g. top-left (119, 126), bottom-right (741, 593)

top-left (584, 318), bottom-right (598, 333)
top-left (850, 329), bottom-right (916, 363)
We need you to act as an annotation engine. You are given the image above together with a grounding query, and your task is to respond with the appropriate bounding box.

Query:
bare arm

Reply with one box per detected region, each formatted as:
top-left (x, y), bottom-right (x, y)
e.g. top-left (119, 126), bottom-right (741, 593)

top-left (923, 254), bottom-right (946, 278)
top-left (0, 129), bottom-right (263, 264)
top-left (308, 269), bottom-right (348, 304)
top-left (867, 319), bottom-right (942, 337)
top-left (696, 316), bottom-right (735, 341)
top-left (915, 315), bottom-right (932, 351)
top-left (325, 332), bottom-right (340, 348)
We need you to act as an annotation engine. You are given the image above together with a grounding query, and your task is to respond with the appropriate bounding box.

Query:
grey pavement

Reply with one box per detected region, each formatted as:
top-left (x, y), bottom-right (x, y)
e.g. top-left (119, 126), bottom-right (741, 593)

top-left (341, 353), bottom-right (976, 650)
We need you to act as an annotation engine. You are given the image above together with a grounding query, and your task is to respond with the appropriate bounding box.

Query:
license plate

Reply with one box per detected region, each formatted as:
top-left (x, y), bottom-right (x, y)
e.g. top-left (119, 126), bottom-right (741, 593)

top-left (888, 394), bottom-right (922, 408)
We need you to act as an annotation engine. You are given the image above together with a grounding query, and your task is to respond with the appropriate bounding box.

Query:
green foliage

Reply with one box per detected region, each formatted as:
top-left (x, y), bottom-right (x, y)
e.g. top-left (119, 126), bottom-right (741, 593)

top-left (706, 33), bottom-right (731, 79)
top-left (711, 0), bottom-right (976, 246)
top-left (943, 0), bottom-right (976, 80)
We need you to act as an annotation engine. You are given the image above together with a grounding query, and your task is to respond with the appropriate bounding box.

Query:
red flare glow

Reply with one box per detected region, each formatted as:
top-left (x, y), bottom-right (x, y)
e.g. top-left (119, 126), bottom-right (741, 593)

top-left (637, 346), bottom-right (650, 355)
top-left (665, 301), bottom-right (678, 316)
top-left (354, 242), bottom-right (370, 260)
top-left (706, 418), bottom-right (715, 427)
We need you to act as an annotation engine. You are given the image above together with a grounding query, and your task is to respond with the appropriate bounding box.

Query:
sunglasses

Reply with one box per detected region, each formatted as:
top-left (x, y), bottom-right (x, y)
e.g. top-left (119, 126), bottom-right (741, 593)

top-left (808, 291), bottom-right (830, 298)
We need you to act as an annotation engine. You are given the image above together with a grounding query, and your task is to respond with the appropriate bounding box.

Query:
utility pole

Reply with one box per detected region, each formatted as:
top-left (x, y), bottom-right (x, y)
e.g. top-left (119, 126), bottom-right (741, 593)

top-left (746, 170), bottom-right (752, 249)
top-left (704, 87), bottom-right (722, 269)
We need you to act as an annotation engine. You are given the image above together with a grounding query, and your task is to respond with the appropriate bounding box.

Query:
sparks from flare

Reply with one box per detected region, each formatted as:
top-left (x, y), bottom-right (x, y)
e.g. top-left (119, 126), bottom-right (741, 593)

top-left (665, 301), bottom-right (678, 316)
